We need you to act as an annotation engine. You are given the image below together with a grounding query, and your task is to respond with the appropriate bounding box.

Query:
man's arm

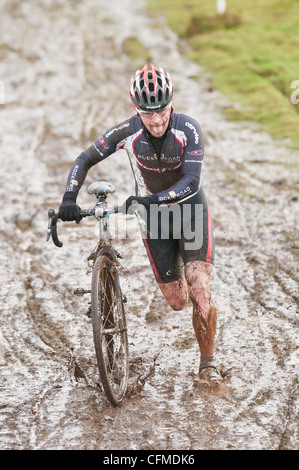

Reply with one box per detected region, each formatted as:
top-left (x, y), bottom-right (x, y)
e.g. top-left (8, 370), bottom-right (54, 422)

top-left (59, 118), bottom-right (132, 220)
top-left (156, 116), bottom-right (204, 205)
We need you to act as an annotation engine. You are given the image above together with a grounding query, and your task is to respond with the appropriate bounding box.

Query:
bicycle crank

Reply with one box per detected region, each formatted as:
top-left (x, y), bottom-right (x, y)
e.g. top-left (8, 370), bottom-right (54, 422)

top-left (74, 287), bottom-right (91, 296)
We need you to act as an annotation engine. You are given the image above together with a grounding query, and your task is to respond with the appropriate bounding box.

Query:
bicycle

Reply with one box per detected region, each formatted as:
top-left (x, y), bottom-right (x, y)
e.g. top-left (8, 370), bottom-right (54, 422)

top-left (47, 181), bottom-right (131, 406)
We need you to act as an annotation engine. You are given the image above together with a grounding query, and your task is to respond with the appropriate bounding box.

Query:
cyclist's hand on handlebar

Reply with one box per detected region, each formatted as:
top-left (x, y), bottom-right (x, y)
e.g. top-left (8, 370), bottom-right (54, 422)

top-left (59, 192), bottom-right (82, 224)
top-left (123, 195), bottom-right (150, 214)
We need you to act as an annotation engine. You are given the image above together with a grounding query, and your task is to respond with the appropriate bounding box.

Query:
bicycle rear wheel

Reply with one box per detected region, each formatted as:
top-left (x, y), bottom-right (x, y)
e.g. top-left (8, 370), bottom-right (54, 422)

top-left (91, 249), bottom-right (129, 406)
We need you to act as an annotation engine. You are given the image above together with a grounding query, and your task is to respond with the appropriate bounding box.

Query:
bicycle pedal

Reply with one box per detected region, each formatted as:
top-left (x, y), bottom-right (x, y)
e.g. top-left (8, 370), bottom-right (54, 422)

top-left (74, 287), bottom-right (91, 296)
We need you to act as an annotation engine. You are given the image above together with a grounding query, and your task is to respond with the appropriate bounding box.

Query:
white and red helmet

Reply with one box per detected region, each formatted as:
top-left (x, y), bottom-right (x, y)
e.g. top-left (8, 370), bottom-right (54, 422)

top-left (130, 64), bottom-right (174, 110)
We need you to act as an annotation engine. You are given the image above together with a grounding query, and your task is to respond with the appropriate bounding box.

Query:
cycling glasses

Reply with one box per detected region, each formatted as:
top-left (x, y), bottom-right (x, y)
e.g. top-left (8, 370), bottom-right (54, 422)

top-left (135, 104), bottom-right (171, 119)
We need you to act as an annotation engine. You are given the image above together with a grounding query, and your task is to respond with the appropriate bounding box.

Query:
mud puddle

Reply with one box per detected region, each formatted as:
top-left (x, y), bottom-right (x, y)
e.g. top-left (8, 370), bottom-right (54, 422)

top-left (0, 0), bottom-right (298, 450)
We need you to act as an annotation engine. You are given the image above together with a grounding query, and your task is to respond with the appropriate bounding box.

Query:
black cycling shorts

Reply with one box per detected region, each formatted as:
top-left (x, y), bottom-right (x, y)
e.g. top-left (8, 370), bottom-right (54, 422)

top-left (141, 187), bottom-right (215, 284)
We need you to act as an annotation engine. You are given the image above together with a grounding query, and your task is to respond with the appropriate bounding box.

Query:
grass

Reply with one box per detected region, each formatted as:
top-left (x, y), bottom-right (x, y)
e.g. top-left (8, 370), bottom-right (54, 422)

top-left (147, 0), bottom-right (299, 149)
top-left (122, 37), bottom-right (151, 62)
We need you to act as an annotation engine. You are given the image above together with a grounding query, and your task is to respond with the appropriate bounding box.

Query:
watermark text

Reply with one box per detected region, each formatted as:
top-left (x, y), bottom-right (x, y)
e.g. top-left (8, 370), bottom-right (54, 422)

top-left (290, 80), bottom-right (299, 105)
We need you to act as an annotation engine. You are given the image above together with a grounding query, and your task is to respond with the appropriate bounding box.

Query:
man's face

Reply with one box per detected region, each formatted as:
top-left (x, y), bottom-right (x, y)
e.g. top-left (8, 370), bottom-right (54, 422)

top-left (138, 106), bottom-right (171, 138)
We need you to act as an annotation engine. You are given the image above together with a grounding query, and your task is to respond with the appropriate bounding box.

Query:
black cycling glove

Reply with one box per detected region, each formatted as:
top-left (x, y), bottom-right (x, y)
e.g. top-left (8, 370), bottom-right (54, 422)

top-left (123, 195), bottom-right (158, 214)
top-left (59, 192), bottom-right (82, 223)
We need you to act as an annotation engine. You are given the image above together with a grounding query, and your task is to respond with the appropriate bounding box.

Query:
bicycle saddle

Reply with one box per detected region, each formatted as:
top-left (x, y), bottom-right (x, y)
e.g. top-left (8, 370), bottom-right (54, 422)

top-left (87, 181), bottom-right (115, 196)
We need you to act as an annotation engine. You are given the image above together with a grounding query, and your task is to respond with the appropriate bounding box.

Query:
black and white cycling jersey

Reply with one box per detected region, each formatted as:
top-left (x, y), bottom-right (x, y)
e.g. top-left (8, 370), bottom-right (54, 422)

top-left (65, 112), bottom-right (204, 205)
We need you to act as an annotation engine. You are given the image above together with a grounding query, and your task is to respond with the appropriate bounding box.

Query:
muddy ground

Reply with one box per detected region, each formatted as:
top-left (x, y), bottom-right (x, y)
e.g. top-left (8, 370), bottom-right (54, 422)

top-left (0, 0), bottom-right (298, 451)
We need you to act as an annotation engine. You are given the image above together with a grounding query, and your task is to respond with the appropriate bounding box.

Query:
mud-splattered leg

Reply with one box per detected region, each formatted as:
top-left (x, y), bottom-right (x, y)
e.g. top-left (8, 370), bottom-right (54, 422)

top-left (156, 260), bottom-right (216, 351)
top-left (157, 260), bottom-right (222, 382)
top-left (184, 260), bottom-right (223, 383)
top-left (185, 260), bottom-right (216, 356)
top-left (158, 276), bottom-right (189, 311)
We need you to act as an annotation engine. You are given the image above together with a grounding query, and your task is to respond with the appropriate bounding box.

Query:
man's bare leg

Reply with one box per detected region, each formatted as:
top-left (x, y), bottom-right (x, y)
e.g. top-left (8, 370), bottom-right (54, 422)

top-left (158, 276), bottom-right (189, 311)
top-left (157, 261), bottom-right (222, 382)
top-left (157, 262), bottom-right (216, 353)
top-left (185, 260), bottom-right (216, 356)
top-left (185, 260), bottom-right (222, 382)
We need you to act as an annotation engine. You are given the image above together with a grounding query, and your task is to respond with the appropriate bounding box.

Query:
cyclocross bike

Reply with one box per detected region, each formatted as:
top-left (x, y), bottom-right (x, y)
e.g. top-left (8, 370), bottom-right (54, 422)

top-left (47, 181), bottom-right (134, 407)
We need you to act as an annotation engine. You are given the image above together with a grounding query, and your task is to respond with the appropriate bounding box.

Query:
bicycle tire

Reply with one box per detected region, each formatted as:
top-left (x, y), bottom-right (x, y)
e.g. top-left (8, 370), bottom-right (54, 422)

top-left (91, 248), bottom-right (129, 406)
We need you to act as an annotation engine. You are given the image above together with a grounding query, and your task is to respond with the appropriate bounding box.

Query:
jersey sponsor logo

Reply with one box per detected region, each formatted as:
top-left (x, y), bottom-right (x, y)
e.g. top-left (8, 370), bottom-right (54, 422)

top-left (70, 165), bottom-right (79, 180)
top-left (138, 154), bottom-right (157, 161)
top-left (162, 155), bottom-right (181, 162)
top-left (138, 154), bottom-right (181, 164)
top-left (158, 186), bottom-right (191, 202)
top-left (105, 122), bottom-right (130, 138)
top-left (185, 122), bottom-right (199, 144)
top-left (67, 165), bottom-right (79, 191)
top-left (188, 150), bottom-right (203, 155)
top-left (99, 136), bottom-right (108, 148)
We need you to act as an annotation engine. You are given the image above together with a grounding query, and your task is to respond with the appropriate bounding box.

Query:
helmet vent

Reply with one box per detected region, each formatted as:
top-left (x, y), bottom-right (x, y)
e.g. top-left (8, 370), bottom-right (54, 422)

top-left (130, 64), bottom-right (173, 110)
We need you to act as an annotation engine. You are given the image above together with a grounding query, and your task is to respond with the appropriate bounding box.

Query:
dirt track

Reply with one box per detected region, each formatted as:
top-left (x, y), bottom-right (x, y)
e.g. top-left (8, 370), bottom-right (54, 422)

top-left (0, 0), bottom-right (298, 450)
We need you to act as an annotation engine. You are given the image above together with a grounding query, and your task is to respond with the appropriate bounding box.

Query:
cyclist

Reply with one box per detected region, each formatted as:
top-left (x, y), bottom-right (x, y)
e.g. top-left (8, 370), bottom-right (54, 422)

top-left (59, 64), bottom-right (223, 384)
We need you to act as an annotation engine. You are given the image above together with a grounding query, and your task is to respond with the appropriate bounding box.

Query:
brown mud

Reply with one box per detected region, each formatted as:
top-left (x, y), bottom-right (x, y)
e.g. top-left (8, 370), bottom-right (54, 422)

top-left (0, 0), bottom-right (298, 450)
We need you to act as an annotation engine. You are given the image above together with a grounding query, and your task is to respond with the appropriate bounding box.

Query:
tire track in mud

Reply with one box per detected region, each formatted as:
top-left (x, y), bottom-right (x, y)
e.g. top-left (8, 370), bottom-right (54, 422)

top-left (0, 0), bottom-right (298, 450)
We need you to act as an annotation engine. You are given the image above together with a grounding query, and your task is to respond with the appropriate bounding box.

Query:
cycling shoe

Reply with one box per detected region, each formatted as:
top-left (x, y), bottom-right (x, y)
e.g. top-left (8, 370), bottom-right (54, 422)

top-left (198, 365), bottom-right (224, 384)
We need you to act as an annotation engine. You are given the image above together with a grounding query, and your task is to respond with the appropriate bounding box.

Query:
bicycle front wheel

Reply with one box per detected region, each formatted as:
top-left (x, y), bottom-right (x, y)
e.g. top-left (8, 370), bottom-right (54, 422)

top-left (91, 250), bottom-right (129, 406)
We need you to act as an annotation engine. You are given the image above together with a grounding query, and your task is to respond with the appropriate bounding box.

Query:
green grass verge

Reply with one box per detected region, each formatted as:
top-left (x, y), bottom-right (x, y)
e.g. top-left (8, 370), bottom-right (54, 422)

top-left (147, 0), bottom-right (299, 148)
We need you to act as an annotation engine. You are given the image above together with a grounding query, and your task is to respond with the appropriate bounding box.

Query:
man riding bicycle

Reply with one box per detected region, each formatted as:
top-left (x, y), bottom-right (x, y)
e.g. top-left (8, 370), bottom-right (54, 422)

top-left (59, 64), bottom-right (223, 384)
